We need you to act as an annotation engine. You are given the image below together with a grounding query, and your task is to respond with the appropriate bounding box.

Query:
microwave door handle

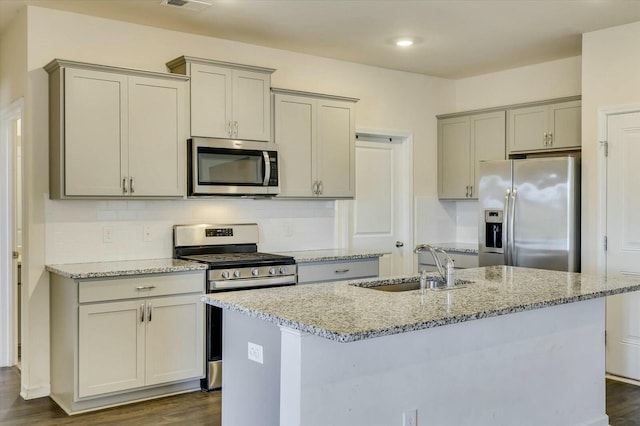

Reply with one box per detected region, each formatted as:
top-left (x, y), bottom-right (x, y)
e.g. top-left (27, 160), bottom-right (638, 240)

top-left (262, 151), bottom-right (271, 186)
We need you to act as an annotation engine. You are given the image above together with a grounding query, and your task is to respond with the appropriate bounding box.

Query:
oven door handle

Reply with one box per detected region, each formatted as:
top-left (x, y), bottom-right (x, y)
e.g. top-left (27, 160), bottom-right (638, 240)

top-left (262, 151), bottom-right (271, 186)
top-left (209, 275), bottom-right (295, 291)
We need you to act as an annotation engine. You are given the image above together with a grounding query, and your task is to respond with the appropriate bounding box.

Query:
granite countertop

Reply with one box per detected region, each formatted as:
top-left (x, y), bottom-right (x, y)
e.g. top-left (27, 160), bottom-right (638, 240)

top-left (424, 242), bottom-right (479, 254)
top-left (46, 258), bottom-right (208, 279)
top-left (276, 249), bottom-right (387, 263)
top-left (204, 266), bottom-right (640, 343)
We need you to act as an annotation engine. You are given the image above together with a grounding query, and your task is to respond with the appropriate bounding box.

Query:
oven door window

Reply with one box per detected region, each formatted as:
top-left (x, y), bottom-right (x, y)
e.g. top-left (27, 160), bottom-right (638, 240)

top-left (198, 148), bottom-right (265, 186)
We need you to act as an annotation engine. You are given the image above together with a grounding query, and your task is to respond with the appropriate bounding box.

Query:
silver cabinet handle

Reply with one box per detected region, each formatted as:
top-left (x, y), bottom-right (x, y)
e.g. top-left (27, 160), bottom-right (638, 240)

top-left (318, 180), bottom-right (323, 195)
top-left (123, 177), bottom-right (128, 194)
top-left (226, 121), bottom-right (232, 137)
top-left (140, 303), bottom-right (145, 323)
top-left (469, 185), bottom-right (473, 197)
top-left (509, 188), bottom-right (518, 265)
top-left (395, 241), bottom-right (404, 248)
top-left (130, 176), bottom-right (135, 194)
top-left (335, 269), bottom-right (350, 273)
top-left (135, 285), bottom-right (156, 291)
top-left (543, 132), bottom-right (548, 146)
top-left (465, 186), bottom-right (469, 197)
top-left (548, 132), bottom-right (553, 146)
top-left (234, 121), bottom-right (239, 138)
top-left (312, 181), bottom-right (318, 195)
top-left (147, 303), bottom-right (152, 322)
top-left (503, 188), bottom-right (510, 266)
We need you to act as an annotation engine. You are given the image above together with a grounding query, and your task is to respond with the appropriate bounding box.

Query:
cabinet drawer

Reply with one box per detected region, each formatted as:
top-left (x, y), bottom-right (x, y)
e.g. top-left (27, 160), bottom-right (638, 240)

top-left (79, 271), bottom-right (205, 303)
top-left (298, 258), bottom-right (379, 284)
top-left (418, 252), bottom-right (478, 269)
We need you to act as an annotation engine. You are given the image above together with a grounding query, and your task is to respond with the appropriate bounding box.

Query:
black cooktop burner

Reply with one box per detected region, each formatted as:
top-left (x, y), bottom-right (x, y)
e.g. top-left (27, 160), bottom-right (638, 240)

top-left (180, 252), bottom-right (295, 268)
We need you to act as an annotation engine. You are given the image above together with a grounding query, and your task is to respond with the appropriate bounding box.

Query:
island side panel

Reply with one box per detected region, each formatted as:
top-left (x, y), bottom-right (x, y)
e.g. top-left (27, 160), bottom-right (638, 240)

top-left (221, 309), bottom-right (282, 426)
top-left (280, 298), bottom-right (608, 426)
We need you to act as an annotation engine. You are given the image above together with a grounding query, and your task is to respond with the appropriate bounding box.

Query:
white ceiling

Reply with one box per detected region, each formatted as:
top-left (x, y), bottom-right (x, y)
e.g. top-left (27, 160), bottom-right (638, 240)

top-left (1, 0), bottom-right (639, 78)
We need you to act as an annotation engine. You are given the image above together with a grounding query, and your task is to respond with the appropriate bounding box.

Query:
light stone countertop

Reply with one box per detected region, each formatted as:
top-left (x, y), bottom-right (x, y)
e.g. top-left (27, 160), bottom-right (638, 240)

top-left (276, 249), bottom-right (387, 263)
top-left (204, 266), bottom-right (640, 343)
top-left (46, 258), bottom-right (208, 279)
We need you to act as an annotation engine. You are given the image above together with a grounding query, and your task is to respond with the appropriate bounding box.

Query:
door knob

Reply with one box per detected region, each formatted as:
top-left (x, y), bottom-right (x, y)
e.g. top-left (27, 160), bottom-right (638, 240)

top-left (395, 241), bottom-right (404, 248)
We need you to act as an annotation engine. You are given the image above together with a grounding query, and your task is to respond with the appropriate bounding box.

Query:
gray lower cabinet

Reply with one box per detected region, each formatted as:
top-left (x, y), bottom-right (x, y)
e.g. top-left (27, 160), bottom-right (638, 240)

top-left (50, 271), bottom-right (205, 414)
top-left (297, 258), bottom-right (379, 284)
top-left (418, 251), bottom-right (478, 273)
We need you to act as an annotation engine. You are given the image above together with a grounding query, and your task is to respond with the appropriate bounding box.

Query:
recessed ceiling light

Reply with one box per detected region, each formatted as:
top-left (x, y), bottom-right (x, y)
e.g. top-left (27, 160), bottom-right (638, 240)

top-left (395, 39), bottom-right (414, 47)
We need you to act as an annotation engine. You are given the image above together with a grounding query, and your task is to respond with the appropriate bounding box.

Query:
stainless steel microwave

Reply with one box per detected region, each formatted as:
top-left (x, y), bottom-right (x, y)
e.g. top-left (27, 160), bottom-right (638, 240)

top-left (188, 137), bottom-right (280, 196)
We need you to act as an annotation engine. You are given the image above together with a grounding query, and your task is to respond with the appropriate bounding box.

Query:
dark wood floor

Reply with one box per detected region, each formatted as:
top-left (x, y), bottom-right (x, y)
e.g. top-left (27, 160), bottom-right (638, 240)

top-left (0, 367), bottom-right (221, 425)
top-left (2, 366), bottom-right (639, 425)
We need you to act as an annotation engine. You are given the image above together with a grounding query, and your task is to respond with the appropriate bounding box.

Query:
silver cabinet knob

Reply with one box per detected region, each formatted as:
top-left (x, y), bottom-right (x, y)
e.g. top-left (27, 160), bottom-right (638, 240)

top-left (395, 241), bottom-right (404, 248)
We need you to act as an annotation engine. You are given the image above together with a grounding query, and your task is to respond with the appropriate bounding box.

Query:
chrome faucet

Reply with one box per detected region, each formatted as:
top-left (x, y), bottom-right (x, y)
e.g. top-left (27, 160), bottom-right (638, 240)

top-left (414, 244), bottom-right (455, 287)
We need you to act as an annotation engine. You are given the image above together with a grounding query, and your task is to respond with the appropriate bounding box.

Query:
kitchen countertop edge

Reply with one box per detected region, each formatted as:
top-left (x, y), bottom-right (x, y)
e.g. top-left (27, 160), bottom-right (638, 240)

top-left (46, 258), bottom-right (208, 279)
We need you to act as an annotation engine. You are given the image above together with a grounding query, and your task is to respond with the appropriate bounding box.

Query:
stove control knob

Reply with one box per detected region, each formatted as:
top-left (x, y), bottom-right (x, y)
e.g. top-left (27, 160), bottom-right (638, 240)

top-left (279, 266), bottom-right (288, 275)
top-left (268, 267), bottom-right (276, 275)
top-left (252, 268), bottom-right (259, 277)
top-left (221, 271), bottom-right (230, 279)
top-left (233, 270), bottom-right (241, 278)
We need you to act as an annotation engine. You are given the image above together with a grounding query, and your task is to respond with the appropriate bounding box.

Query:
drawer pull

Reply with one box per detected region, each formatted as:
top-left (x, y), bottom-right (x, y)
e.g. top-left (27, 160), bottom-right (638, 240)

top-left (148, 303), bottom-right (152, 322)
top-left (335, 269), bottom-right (350, 273)
top-left (135, 285), bottom-right (156, 291)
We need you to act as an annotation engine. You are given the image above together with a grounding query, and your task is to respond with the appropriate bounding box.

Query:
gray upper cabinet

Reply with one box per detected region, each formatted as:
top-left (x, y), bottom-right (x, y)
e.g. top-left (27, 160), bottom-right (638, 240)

top-left (273, 88), bottom-right (357, 198)
top-left (508, 99), bottom-right (581, 154)
top-left (46, 60), bottom-right (188, 199)
top-left (167, 56), bottom-right (275, 142)
top-left (438, 111), bottom-right (506, 200)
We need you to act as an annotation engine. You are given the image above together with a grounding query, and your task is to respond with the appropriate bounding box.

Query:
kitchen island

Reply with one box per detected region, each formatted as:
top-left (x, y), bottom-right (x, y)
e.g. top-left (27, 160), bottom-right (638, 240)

top-left (204, 266), bottom-right (640, 426)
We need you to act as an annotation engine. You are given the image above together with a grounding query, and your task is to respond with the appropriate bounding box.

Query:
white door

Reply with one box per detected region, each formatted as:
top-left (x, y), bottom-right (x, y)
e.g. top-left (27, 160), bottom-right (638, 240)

top-left (349, 133), bottom-right (411, 277)
top-left (605, 110), bottom-right (640, 381)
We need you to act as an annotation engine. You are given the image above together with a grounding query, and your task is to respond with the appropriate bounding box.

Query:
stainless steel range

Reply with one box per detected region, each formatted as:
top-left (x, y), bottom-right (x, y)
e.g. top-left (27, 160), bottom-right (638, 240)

top-left (173, 223), bottom-right (297, 391)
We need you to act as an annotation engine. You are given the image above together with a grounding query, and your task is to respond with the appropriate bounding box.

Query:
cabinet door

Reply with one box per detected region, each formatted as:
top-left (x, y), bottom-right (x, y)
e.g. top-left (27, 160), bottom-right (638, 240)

top-left (64, 68), bottom-right (127, 196)
top-left (548, 100), bottom-right (581, 150)
top-left (507, 105), bottom-right (548, 153)
top-left (78, 300), bottom-right (145, 397)
top-left (471, 111), bottom-right (506, 199)
top-left (316, 99), bottom-right (355, 198)
top-left (274, 94), bottom-right (315, 196)
top-left (128, 76), bottom-right (186, 197)
top-left (190, 63), bottom-right (232, 138)
top-left (233, 70), bottom-right (271, 141)
top-left (438, 116), bottom-right (471, 199)
top-left (145, 294), bottom-right (204, 386)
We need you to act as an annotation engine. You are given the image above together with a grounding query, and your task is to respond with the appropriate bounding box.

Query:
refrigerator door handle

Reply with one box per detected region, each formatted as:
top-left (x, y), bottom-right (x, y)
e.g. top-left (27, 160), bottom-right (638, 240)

top-left (509, 188), bottom-right (518, 266)
top-left (503, 188), bottom-right (511, 265)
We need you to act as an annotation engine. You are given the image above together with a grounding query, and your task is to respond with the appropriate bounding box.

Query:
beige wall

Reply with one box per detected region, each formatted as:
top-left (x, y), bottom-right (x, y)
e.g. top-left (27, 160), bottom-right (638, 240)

top-left (454, 56), bottom-right (582, 112)
top-left (0, 7), bottom-right (27, 108)
top-left (17, 5), bottom-right (455, 394)
top-left (581, 21), bottom-right (640, 274)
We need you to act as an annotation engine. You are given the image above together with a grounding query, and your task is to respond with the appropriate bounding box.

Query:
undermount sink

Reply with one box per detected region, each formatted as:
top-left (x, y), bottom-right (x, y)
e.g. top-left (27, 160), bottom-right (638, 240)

top-left (365, 278), bottom-right (472, 292)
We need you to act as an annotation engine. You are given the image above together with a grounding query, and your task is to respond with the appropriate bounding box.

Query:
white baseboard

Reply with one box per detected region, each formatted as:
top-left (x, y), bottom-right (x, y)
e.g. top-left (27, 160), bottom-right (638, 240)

top-left (20, 382), bottom-right (51, 400)
top-left (606, 373), bottom-right (640, 386)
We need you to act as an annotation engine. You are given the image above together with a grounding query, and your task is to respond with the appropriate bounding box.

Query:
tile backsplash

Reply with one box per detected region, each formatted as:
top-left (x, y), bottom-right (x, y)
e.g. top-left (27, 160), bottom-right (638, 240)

top-left (45, 196), bottom-right (336, 264)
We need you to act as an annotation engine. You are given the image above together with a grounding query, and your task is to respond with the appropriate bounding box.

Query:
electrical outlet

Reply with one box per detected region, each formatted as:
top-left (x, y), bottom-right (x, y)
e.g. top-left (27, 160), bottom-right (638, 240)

top-left (103, 226), bottom-right (114, 243)
top-left (247, 342), bottom-right (263, 364)
top-left (402, 409), bottom-right (417, 426)
top-left (143, 225), bottom-right (152, 242)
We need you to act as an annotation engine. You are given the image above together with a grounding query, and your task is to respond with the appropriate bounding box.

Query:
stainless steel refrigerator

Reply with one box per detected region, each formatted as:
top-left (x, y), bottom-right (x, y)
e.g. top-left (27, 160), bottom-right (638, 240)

top-left (478, 156), bottom-right (580, 272)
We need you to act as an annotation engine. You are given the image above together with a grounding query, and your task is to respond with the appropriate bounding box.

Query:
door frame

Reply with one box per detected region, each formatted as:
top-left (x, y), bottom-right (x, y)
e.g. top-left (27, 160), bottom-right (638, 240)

top-left (596, 103), bottom-right (640, 276)
top-left (335, 128), bottom-right (414, 275)
top-left (0, 98), bottom-right (24, 367)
